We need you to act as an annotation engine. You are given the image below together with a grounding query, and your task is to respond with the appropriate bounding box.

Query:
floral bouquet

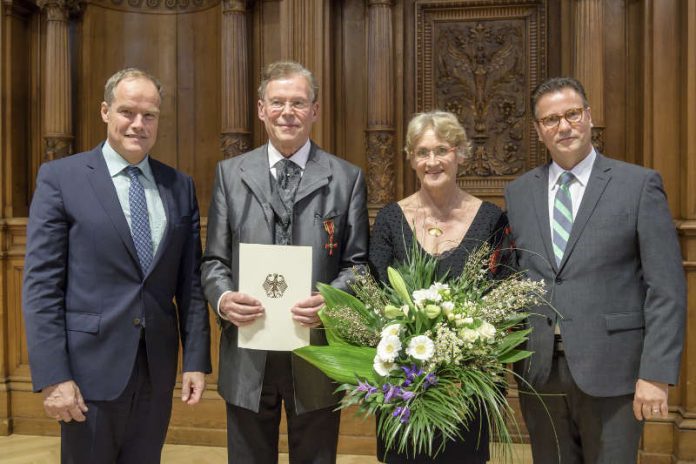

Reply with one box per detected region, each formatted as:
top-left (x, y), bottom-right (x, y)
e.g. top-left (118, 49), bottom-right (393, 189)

top-left (294, 243), bottom-right (545, 458)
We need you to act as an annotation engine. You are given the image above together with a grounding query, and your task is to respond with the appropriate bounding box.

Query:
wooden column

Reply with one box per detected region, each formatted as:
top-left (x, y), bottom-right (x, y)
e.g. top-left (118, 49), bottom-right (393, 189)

top-left (220, 0), bottom-right (251, 158)
top-left (278, 0), bottom-right (330, 149)
top-left (38, 0), bottom-right (73, 161)
top-left (365, 0), bottom-right (395, 215)
top-left (676, 1), bottom-right (696, 461)
top-left (573, 0), bottom-right (605, 152)
top-left (640, 0), bottom-right (693, 462)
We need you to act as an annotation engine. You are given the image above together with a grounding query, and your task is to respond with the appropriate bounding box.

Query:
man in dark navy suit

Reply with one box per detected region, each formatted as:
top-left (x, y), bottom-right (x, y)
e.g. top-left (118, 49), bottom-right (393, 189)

top-left (22, 68), bottom-right (211, 463)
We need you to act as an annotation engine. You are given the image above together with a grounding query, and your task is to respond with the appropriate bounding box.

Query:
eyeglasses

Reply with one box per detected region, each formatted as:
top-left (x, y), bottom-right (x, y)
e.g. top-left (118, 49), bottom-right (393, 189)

top-left (265, 99), bottom-right (311, 112)
top-left (536, 107), bottom-right (587, 129)
top-left (413, 146), bottom-right (455, 159)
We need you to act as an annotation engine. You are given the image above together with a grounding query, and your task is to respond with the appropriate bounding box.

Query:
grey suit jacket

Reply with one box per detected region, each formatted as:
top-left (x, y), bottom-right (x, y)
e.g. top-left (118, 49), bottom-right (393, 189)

top-left (201, 142), bottom-right (369, 414)
top-left (505, 153), bottom-right (685, 397)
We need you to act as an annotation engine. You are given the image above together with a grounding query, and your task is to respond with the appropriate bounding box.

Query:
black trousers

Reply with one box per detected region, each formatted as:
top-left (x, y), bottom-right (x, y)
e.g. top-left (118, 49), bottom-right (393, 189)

top-left (60, 336), bottom-right (173, 464)
top-left (226, 351), bottom-right (340, 464)
top-left (519, 353), bottom-right (642, 464)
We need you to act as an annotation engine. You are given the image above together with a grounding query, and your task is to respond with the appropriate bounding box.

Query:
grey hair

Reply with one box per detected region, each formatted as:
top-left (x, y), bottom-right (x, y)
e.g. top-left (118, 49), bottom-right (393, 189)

top-left (404, 111), bottom-right (472, 159)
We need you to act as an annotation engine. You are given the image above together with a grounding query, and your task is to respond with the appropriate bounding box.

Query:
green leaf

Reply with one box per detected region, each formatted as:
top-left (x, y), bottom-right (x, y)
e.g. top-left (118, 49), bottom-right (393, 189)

top-left (496, 328), bottom-right (532, 356)
top-left (294, 344), bottom-right (378, 384)
top-left (498, 349), bottom-right (533, 364)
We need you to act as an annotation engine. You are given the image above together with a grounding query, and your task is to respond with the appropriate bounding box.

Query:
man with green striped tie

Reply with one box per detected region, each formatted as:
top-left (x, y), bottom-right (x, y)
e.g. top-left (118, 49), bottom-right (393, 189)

top-left (505, 77), bottom-right (685, 464)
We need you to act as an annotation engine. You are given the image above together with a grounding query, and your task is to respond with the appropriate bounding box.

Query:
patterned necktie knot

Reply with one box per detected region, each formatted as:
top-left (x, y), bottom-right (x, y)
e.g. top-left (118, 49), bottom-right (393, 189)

top-left (276, 159), bottom-right (301, 191)
top-left (126, 166), bottom-right (153, 273)
top-left (558, 171), bottom-right (575, 189)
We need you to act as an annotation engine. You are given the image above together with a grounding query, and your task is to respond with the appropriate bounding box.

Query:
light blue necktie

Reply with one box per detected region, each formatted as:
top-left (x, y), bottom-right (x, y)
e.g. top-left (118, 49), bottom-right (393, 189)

top-left (126, 166), bottom-right (153, 273)
top-left (552, 171), bottom-right (575, 266)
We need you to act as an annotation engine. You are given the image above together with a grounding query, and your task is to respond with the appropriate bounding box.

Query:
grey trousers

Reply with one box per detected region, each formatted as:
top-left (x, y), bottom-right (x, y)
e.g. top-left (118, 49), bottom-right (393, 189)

top-left (519, 353), bottom-right (643, 464)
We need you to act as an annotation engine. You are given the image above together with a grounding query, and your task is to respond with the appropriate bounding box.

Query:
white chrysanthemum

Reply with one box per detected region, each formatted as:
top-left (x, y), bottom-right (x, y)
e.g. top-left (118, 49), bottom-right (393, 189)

top-left (381, 323), bottom-right (402, 338)
top-left (431, 282), bottom-right (449, 291)
top-left (377, 335), bottom-right (402, 362)
top-left (441, 301), bottom-right (455, 313)
top-left (412, 288), bottom-right (442, 306)
top-left (373, 355), bottom-right (397, 377)
top-left (477, 321), bottom-right (496, 340)
top-left (459, 328), bottom-right (479, 344)
top-left (406, 335), bottom-right (435, 361)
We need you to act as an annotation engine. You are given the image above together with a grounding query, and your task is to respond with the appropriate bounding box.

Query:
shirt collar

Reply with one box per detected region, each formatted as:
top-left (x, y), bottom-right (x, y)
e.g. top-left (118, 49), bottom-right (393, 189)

top-left (549, 148), bottom-right (596, 189)
top-left (102, 141), bottom-right (155, 183)
top-left (267, 140), bottom-right (311, 170)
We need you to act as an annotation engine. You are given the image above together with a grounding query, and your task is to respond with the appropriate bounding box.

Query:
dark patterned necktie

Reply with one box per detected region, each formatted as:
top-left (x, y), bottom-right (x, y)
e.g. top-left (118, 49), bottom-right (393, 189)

top-left (126, 166), bottom-right (153, 272)
top-left (552, 171), bottom-right (575, 265)
top-left (274, 159), bottom-right (302, 245)
top-left (276, 159), bottom-right (302, 208)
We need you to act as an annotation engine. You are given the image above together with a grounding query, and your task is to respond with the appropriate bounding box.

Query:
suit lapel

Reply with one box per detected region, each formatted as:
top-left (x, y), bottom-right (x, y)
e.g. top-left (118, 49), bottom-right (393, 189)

top-left (85, 147), bottom-right (141, 271)
top-left (148, 160), bottom-right (173, 277)
top-left (531, 164), bottom-right (557, 271)
top-left (240, 145), bottom-right (276, 225)
top-left (295, 142), bottom-right (330, 204)
top-left (558, 154), bottom-right (612, 271)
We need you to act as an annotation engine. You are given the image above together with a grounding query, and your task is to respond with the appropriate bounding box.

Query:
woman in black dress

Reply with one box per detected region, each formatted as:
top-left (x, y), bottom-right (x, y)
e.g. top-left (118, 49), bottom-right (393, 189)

top-left (369, 111), bottom-right (508, 464)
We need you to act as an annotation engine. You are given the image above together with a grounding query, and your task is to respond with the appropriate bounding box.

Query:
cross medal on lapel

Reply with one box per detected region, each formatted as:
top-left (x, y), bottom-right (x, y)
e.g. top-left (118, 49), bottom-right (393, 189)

top-left (323, 219), bottom-right (338, 256)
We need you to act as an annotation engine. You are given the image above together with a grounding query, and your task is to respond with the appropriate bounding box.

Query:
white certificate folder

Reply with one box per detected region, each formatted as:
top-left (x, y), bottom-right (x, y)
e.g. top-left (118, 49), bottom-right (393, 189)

top-left (238, 243), bottom-right (312, 351)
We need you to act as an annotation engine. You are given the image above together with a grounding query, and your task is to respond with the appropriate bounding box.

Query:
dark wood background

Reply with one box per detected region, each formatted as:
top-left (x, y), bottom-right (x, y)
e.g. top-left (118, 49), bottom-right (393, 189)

top-left (2, 0), bottom-right (695, 461)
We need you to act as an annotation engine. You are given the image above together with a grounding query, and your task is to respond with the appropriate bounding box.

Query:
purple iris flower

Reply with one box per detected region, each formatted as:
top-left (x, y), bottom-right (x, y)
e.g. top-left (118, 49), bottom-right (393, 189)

top-left (400, 390), bottom-right (415, 401)
top-left (393, 406), bottom-right (411, 424)
top-left (383, 383), bottom-right (401, 403)
top-left (424, 372), bottom-right (438, 389)
top-left (401, 364), bottom-right (423, 381)
top-left (357, 380), bottom-right (377, 398)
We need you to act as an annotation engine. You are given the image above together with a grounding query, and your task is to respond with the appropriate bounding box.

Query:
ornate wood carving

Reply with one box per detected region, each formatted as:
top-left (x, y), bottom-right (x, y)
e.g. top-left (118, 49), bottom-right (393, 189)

top-left (591, 126), bottom-right (604, 153)
top-left (416, 1), bottom-right (547, 196)
top-left (88, 0), bottom-right (219, 13)
top-left (220, 132), bottom-right (251, 158)
top-left (366, 0), bottom-right (395, 207)
top-left (44, 136), bottom-right (74, 162)
top-left (366, 130), bottom-right (395, 206)
top-left (220, 0), bottom-right (249, 158)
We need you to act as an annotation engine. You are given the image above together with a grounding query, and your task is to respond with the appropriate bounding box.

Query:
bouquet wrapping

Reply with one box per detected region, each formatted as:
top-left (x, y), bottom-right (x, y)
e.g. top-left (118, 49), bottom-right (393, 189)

top-left (295, 243), bottom-right (544, 458)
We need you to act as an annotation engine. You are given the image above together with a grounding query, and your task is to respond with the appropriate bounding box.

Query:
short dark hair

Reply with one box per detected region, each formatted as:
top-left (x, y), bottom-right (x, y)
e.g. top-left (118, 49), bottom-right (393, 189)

top-left (257, 61), bottom-right (319, 103)
top-left (531, 77), bottom-right (589, 117)
top-left (104, 68), bottom-right (163, 105)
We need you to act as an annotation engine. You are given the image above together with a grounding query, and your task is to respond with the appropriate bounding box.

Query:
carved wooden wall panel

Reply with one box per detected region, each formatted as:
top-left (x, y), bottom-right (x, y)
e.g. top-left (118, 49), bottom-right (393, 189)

top-left (415, 1), bottom-right (546, 201)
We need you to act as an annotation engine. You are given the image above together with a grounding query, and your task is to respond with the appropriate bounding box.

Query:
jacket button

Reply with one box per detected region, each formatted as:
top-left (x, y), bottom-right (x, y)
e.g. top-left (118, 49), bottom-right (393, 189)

top-left (555, 277), bottom-right (563, 284)
top-left (133, 318), bottom-right (141, 327)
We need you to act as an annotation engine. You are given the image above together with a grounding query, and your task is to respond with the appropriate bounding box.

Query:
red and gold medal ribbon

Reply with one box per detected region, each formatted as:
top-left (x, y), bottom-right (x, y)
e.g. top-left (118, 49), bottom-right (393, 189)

top-left (323, 219), bottom-right (338, 256)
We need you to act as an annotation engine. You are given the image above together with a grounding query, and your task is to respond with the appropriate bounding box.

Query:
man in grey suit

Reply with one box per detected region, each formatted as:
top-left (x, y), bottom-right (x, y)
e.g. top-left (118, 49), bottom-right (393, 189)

top-left (505, 77), bottom-right (685, 463)
top-left (201, 61), bottom-right (369, 463)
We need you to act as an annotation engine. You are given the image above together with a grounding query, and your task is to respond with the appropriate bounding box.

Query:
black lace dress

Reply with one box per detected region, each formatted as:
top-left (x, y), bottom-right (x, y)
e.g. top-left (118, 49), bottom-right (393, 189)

top-left (368, 201), bottom-right (510, 464)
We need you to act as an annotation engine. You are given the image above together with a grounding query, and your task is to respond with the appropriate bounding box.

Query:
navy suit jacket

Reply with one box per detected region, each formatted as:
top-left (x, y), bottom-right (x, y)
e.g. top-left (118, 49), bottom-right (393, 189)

top-left (23, 145), bottom-right (211, 400)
